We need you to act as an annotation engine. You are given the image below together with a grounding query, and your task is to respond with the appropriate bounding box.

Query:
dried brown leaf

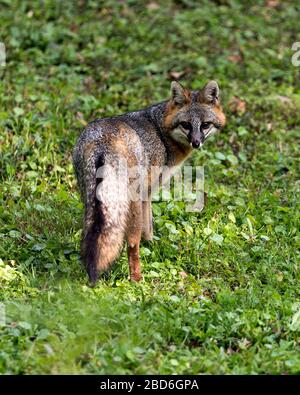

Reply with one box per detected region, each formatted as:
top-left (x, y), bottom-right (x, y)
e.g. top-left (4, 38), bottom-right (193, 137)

top-left (229, 96), bottom-right (246, 114)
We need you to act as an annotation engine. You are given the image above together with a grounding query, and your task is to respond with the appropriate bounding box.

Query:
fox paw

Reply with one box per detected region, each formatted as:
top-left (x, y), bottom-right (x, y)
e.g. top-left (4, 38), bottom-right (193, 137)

top-left (130, 273), bottom-right (143, 282)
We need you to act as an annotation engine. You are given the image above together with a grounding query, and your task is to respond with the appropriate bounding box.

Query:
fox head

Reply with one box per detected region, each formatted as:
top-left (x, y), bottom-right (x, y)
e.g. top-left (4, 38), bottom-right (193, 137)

top-left (164, 80), bottom-right (226, 148)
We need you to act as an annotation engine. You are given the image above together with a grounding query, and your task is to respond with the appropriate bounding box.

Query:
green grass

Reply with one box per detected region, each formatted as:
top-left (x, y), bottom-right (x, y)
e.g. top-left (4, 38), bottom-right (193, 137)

top-left (0, 0), bottom-right (299, 374)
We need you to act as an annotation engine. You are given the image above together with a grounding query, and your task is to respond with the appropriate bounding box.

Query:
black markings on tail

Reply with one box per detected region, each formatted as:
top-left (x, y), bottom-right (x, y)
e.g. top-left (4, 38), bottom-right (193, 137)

top-left (81, 154), bottom-right (105, 286)
top-left (81, 200), bottom-right (105, 285)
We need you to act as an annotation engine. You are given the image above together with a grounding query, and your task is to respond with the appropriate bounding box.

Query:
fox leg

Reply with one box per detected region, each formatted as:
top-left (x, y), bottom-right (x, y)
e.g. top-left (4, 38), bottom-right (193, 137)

top-left (127, 201), bottom-right (143, 282)
top-left (142, 199), bottom-right (153, 241)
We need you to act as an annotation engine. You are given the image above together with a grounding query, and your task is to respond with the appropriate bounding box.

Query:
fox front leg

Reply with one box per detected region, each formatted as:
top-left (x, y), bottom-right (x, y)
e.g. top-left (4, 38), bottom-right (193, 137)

top-left (142, 200), bottom-right (153, 241)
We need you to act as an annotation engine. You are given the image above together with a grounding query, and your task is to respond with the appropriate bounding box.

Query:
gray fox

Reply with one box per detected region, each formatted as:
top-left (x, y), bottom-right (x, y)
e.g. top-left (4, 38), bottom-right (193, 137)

top-left (73, 81), bottom-right (226, 285)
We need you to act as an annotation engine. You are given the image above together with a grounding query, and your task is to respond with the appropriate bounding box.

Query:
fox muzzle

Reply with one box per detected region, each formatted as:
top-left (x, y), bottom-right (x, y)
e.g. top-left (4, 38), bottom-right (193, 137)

top-left (189, 119), bottom-right (204, 149)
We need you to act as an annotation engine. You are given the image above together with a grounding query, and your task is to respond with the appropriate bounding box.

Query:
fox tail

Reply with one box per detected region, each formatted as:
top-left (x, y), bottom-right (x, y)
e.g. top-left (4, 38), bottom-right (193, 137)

top-left (80, 152), bottom-right (129, 285)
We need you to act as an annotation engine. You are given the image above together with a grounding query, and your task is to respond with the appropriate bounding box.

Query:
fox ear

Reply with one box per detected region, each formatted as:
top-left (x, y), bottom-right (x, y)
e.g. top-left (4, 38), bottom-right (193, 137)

top-left (171, 81), bottom-right (190, 106)
top-left (200, 80), bottom-right (220, 105)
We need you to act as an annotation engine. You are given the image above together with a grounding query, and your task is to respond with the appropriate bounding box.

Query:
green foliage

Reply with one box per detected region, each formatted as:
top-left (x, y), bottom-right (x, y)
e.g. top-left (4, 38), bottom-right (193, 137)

top-left (0, 0), bottom-right (299, 374)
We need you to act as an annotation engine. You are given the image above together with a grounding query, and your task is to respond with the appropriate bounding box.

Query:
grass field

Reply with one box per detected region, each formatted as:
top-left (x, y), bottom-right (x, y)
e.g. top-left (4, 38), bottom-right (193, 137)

top-left (0, 0), bottom-right (299, 374)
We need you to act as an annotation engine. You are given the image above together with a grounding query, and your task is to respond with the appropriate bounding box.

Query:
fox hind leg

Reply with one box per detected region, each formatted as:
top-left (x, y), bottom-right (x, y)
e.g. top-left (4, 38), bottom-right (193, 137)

top-left (127, 201), bottom-right (143, 282)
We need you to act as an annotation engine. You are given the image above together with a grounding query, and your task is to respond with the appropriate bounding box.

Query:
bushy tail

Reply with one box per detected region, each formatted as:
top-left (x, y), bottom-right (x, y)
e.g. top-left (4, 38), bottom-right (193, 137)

top-left (81, 153), bottom-right (129, 285)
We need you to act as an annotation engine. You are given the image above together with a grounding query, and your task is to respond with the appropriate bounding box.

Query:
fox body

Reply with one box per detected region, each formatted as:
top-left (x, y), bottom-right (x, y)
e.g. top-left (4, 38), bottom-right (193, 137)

top-left (73, 81), bottom-right (226, 284)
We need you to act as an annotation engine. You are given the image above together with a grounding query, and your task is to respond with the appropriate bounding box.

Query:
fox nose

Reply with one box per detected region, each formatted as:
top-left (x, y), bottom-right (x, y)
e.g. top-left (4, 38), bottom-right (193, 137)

top-left (192, 139), bottom-right (201, 148)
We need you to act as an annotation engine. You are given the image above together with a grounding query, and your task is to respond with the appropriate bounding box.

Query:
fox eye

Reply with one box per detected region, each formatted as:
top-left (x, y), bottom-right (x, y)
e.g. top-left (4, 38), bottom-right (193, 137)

top-left (201, 122), bottom-right (211, 130)
top-left (180, 121), bottom-right (192, 131)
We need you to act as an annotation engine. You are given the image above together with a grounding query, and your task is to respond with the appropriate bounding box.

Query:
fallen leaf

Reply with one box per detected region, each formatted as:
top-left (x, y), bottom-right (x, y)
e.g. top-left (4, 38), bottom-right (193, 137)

top-left (84, 76), bottom-right (95, 88)
top-left (226, 347), bottom-right (235, 355)
top-left (147, 2), bottom-right (160, 10)
top-left (229, 96), bottom-right (246, 114)
top-left (70, 23), bottom-right (79, 33)
top-left (266, 0), bottom-right (280, 8)
top-left (179, 271), bottom-right (188, 278)
top-left (228, 53), bottom-right (243, 64)
top-left (76, 112), bottom-right (87, 126)
top-left (168, 70), bottom-right (185, 80)
top-left (76, 53), bottom-right (85, 63)
top-left (276, 95), bottom-right (293, 105)
top-left (238, 338), bottom-right (251, 349)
